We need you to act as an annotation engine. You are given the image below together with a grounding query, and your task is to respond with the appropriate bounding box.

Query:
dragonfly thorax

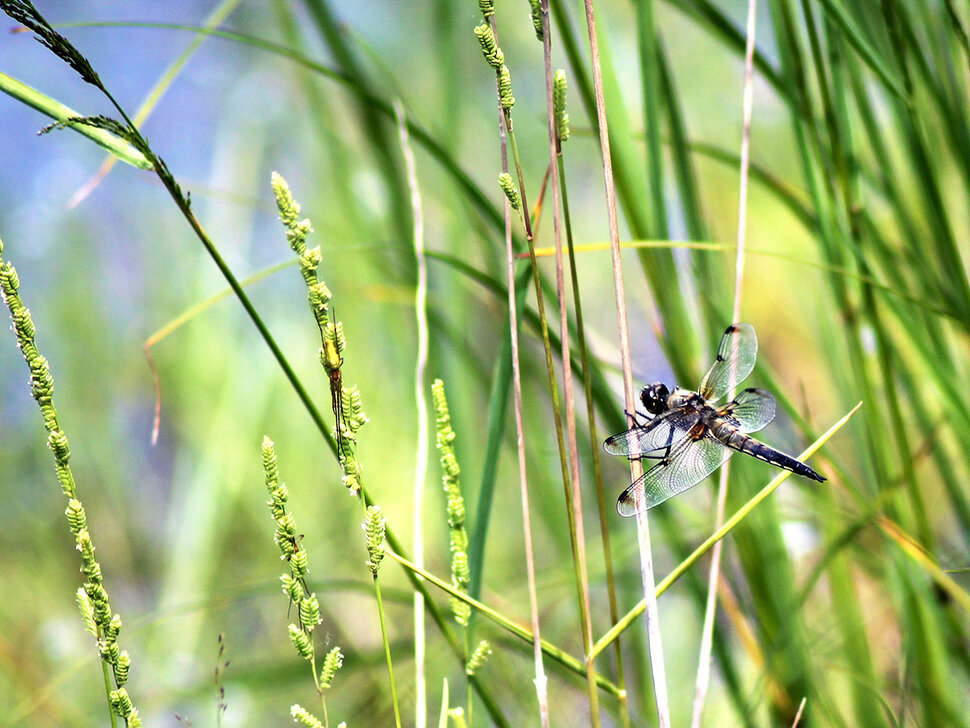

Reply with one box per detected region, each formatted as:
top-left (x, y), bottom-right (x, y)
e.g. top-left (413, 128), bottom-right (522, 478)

top-left (639, 383), bottom-right (670, 415)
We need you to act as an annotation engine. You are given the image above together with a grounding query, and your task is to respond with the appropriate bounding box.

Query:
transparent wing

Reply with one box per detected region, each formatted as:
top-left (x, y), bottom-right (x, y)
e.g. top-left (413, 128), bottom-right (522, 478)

top-left (604, 408), bottom-right (701, 458)
top-left (698, 323), bottom-right (758, 402)
top-left (616, 435), bottom-right (733, 516)
top-left (720, 387), bottom-right (776, 433)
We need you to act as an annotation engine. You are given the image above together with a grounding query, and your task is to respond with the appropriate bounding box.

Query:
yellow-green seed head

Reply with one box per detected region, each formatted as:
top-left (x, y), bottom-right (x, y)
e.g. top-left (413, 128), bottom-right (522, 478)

top-left (299, 593), bottom-right (321, 630)
top-left (529, 0), bottom-right (543, 40)
top-left (290, 548), bottom-right (309, 577)
top-left (466, 640), bottom-right (492, 675)
top-left (114, 651), bottom-right (131, 685)
top-left (290, 704), bottom-right (325, 728)
top-left (271, 172), bottom-right (300, 228)
top-left (498, 172), bottom-right (521, 210)
top-left (100, 639), bottom-right (121, 665)
top-left (320, 646), bottom-right (344, 688)
top-left (65, 499), bottom-right (86, 532)
top-left (474, 24), bottom-right (504, 69)
top-left (110, 687), bottom-right (133, 717)
top-left (48, 429), bottom-right (70, 462)
top-left (105, 613), bottom-right (122, 640)
top-left (288, 624), bottom-right (313, 660)
top-left (261, 437), bottom-right (279, 488)
top-left (364, 505), bottom-right (386, 575)
top-left (76, 588), bottom-right (96, 635)
top-left (498, 66), bottom-right (515, 109)
top-left (554, 70), bottom-right (570, 141)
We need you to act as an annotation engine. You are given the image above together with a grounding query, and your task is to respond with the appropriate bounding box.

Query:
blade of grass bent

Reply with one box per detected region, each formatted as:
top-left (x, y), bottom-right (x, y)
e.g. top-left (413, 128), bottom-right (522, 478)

top-left (0, 71), bottom-right (151, 169)
top-left (67, 21), bottom-right (511, 241)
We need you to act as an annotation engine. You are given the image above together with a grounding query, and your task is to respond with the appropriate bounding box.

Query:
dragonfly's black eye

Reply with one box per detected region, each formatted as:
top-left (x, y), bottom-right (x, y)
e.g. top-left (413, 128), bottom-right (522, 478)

top-left (640, 383), bottom-right (669, 415)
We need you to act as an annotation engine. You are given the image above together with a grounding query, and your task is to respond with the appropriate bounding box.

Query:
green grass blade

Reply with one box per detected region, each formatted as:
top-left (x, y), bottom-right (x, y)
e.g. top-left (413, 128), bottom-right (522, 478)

top-left (0, 71), bottom-right (151, 169)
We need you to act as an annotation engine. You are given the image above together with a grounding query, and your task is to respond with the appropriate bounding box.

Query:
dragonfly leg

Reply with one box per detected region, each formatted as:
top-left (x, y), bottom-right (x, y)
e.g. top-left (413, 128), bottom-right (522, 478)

top-left (624, 407), bottom-right (650, 425)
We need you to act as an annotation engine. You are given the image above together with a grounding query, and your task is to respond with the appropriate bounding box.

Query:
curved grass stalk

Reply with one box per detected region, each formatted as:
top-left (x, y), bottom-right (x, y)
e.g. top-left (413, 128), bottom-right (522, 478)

top-left (477, 5), bottom-right (557, 723)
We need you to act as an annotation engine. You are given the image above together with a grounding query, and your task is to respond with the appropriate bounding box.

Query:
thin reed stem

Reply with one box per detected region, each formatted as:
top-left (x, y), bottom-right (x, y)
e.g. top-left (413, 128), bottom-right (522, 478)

top-left (558, 112), bottom-right (631, 728)
top-left (503, 165), bottom-right (550, 723)
top-left (538, 2), bottom-right (600, 724)
top-left (505, 234), bottom-right (550, 721)
top-left (375, 578), bottom-right (403, 728)
top-left (582, 0), bottom-right (670, 723)
top-left (487, 8), bottom-right (550, 720)
top-left (395, 101), bottom-right (430, 728)
top-left (691, 1), bottom-right (758, 725)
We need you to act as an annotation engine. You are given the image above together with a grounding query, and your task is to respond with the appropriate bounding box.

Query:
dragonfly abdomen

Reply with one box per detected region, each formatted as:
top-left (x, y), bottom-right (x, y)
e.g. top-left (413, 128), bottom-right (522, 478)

top-left (712, 426), bottom-right (825, 482)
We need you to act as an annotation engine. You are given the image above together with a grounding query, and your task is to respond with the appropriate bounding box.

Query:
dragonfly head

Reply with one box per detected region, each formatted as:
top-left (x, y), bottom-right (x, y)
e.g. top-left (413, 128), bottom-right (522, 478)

top-left (640, 383), bottom-right (670, 415)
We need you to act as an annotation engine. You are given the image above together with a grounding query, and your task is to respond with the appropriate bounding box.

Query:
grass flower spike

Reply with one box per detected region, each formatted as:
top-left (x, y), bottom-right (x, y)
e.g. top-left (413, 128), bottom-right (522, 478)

top-left (466, 640), bottom-right (492, 676)
top-left (474, 24), bottom-right (515, 110)
top-left (320, 646), bottom-right (344, 689)
top-left (528, 0), bottom-right (543, 40)
top-left (362, 503), bottom-right (402, 727)
top-left (261, 438), bottom-right (324, 659)
top-left (261, 437), bottom-right (347, 726)
top-left (364, 505), bottom-right (386, 576)
top-left (554, 70), bottom-right (569, 142)
top-left (432, 380), bottom-right (472, 625)
top-left (0, 235), bottom-right (141, 726)
top-left (291, 704), bottom-right (325, 728)
top-left (498, 172), bottom-right (521, 210)
top-left (272, 172), bottom-right (366, 496)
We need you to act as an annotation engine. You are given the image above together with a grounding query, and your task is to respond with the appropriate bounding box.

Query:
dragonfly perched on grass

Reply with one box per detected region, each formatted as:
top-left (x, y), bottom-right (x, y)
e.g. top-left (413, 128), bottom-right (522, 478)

top-left (604, 323), bottom-right (825, 515)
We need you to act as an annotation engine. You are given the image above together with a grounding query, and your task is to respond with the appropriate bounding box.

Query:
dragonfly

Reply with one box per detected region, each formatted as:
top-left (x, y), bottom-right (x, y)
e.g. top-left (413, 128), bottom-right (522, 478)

top-left (604, 323), bottom-right (825, 516)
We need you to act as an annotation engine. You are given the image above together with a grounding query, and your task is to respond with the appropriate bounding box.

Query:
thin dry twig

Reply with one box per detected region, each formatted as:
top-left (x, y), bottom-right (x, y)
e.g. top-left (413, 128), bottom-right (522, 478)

top-left (538, 1), bottom-right (599, 723)
top-left (691, 2), bottom-right (759, 725)
top-left (581, 0), bottom-right (670, 724)
top-left (486, 13), bottom-right (550, 724)
top-left (691, 2), bottom-right (758, 725)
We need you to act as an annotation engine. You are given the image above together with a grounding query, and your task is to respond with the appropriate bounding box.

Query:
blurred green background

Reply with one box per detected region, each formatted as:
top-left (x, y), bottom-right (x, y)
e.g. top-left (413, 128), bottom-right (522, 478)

top-left (1, 1), bottom-right (969, 726)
